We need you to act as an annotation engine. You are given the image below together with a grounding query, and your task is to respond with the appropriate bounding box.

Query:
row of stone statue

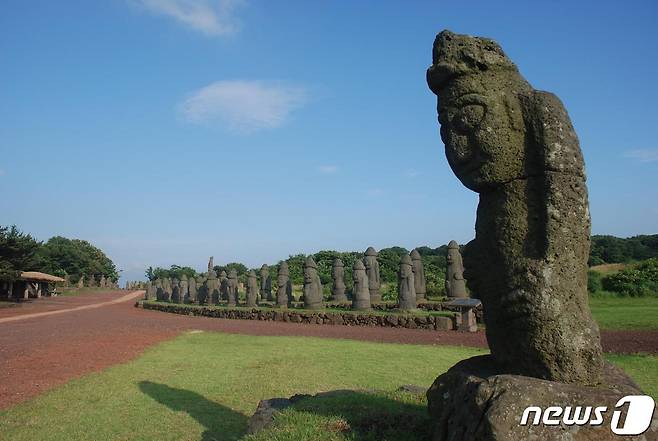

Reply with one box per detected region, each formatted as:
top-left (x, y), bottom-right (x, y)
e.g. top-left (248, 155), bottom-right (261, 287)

top-left (74, 274), bottom-right (118, 289)
top-left (146, 242), bottom-right (468, 311)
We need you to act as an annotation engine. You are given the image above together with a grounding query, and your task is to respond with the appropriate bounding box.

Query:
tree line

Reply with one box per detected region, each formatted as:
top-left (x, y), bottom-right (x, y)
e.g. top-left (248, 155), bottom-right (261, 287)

top-left (0, 225), bottom-right (118, 283)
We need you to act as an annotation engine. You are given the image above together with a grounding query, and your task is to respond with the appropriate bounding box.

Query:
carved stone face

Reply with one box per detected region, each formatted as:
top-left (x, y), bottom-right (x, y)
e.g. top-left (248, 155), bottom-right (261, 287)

top-left (438, 76), bottom-right (526, 192)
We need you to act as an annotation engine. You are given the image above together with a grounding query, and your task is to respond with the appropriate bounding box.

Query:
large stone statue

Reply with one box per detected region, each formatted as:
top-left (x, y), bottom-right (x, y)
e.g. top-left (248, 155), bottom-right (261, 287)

top-left (276, 261), bottom-right (292, 308)
top-left (410, 249), bottom-right (427, 301)
top-left (330, 258), bottom-right (348, 302)
top-left (154, 279), bottom-right (163, 301)
top-left (162, 278), bottom-right (172, 302)
top-left (207, 256), bottom-right (214, 273)
top-left (351, 260), bottom-right (370, 310)
top-left (259, 264), bottom-right (272, 301)
top-left (226, 269), bottom-right (238, 307)
top-left (246, 270), bottom-right (259, 307)
top-left (187, 275), bottom-right (197, 303)
top-left (427, 29), bottom-right (602, 383)
top-left (397, 254), bottom-right (416, 310)
top-left (445, 240), bottom-right (468, 298)
top-left (363, 247), bottom-right (381, 303)
top-left (303, 256), bottom-right (323, 309)
top-left (424, 30), bottom-right (640, 441)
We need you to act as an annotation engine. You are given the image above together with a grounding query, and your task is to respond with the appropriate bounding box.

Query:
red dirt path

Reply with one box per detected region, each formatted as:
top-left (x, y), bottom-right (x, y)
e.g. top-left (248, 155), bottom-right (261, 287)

top-left (0, 290), bottom-right (656, 410)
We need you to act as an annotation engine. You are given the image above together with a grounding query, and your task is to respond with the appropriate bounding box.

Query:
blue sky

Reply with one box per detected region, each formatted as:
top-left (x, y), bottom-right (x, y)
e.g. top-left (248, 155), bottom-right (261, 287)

top-left (1, 0), bottom-right (657, 283)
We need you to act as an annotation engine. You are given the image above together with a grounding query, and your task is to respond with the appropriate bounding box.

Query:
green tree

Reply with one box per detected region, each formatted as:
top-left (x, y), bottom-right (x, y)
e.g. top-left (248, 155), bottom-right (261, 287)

top-left (0, 225), bottom-right (42, 281)
top-left (36, 236), bottom-right (118, 282)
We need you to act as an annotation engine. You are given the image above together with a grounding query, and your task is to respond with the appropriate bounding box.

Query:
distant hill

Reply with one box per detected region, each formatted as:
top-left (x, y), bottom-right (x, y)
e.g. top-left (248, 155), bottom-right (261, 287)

top-left (589, 234), bottom-right (658, 266)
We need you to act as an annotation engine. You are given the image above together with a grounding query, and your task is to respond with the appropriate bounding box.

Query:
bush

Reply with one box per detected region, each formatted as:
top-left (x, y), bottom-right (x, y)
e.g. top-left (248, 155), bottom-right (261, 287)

top-left (602, 258), bottom-right (658, 297)
top-left (587, 270), bottom-right (603, 293)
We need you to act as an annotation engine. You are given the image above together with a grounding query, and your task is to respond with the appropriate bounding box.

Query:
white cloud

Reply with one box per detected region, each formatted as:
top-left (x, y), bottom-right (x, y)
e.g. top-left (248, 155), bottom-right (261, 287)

top-left (317, 165), bottom-right (338, 174)
top-left (404, 169), bottom-right (420, 178)
top-left (180, 80), bottom-right (307, 132)
top-left (624, 149), bottom-right (658, 163)
top-left (132, 0), bottom-right (244, 36)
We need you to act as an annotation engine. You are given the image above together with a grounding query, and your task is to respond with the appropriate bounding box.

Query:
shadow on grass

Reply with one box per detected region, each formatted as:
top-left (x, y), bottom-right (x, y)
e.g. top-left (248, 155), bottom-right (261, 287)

top-left (254, 389), bottom-right (432, 441)
top-left (139, 381), bottom-right (248, 441)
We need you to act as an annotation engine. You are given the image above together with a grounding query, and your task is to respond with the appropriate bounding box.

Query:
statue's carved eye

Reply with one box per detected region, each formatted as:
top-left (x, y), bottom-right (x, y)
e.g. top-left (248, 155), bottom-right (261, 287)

top-left (453, 104), bottom-right (486, 133)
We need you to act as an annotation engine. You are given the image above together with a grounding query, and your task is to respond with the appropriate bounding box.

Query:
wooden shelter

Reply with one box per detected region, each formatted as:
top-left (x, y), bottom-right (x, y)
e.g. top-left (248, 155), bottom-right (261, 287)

top-left (0, 271), bottom-right (65, 300)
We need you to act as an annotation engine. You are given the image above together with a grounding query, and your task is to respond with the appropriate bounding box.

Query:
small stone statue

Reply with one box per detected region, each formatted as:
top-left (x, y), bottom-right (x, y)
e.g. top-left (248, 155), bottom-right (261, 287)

top-left (154, 279), bottom-right (163, 301)
top-left (330, 258), bottom-right (348, 302)
top-left (207, 256), bottom-right (214, 273)
top-left (77, 275), bottom-right (84, 289)
top-left (219, 270), bottom-right (228, 302)
top-left (207, 270), bottom-right (220, 304)
top-left (351, 260), bottom-right (371, 310)
top-left (410, 249), bottom-right (427, 301)
top-left (246, 270), bottom-right (259, 307)
top-left (276, 261), bottom-right (292, 308)
top-left (303, 256), bottom-right (323, 309)
top-left (144, 281), bottom-right (153, 300)
top-left (87, 275), bottom-right (95, 288)
top-left (445, 241), bottom-right (468, 298)
top-left (99, 275), bottom-right (106, 289)
top-left (363, 247), bottom-right (381, 303)
top-left (187, 275), bottom-right (197, 303)
top-left (259, 264), bottom-right (272, 301)
top-left (162, 278), bottom-right (172, 302)
top-left (226, 269), bottom-right (238, 307)
top-left (171, 278), bottom-right (181, 303)
top-left (180, 275), bottom-right (189, 303)
top-left (397, 254), bottom-right (417, 310)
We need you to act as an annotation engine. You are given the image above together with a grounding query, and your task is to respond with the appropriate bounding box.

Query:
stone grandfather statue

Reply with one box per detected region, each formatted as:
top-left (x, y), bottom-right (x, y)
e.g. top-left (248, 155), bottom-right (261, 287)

top-left (187, 275), bottom-right (197, 303)
top-left (246, 270), bottom-right (259, 307)
top-left (180, 275), bottom-right (189, 303)
top-left (226, 269), bottom-right (238, 307)
top-left (171, 278), bottom-right (181, 304)
top-left (207, 256), bottom-right (214, 273)
top-left (423, 30), bottom-right (647, 441)
top-left (427, 30), bottom-right (602, 384)
top-left (219, 270), bottom-right (228, 302)
top-left (363, 247), bottom-right (381, 303)
top-left (445, 240), bottom-right (468, 298)
top-left (410, 249), bottom-right (427, 301)
top-left (397, 254), bottom-right (417, 310)
top-left (259, 264), bottom-right (272, 301)
top-left (303, 256), bottom-right (323, 309)
top-left (330, 258), bottom-right (348, 303)
top-left (351, 260), bottom-right (370, 310)
top-left (276, 261), bottom-right (292, 308)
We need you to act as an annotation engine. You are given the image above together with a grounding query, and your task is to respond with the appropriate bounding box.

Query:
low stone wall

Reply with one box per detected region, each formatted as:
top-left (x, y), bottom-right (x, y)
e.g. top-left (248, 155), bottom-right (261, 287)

top-left (139, 301), bottom-right (456, 331)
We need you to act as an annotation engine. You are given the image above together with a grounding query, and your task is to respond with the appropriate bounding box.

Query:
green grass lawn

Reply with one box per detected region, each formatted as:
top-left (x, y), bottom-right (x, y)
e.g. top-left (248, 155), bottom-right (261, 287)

top-left (0, 332), bottom-right (656, 441)
top-left (589, 295), bottom-right (658, 330)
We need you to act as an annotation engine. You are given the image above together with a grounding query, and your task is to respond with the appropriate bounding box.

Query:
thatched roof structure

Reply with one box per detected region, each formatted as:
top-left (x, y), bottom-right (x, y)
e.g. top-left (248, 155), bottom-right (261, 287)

top-left (19, 271), bottom-right (66, 283)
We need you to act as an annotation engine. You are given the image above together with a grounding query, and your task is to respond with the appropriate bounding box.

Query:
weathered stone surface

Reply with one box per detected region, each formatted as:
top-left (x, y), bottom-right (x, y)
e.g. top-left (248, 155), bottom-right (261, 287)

top-left (154, 278), bottom-right (163, 301)
top-left (445, 241), bottom-right (468, 299)
top-left (426, 355), bottom-right (655, 441)
top-left (77, 275), bottom-right (84, 289)
top-left (398, 254), bottom-right (417, 310)
top-left (351, 260), bottom-right (371, 310)
top-left (207, 256), bottom-right (214, 273)
top-left (363, 247), bottom-right (381, 303)
top-left (428, 30), bottom-right (602, 384)
top-left (246, 270), bottom-right (259, 307)
top-left (410, 249), bottom-right (427, 301)
top-left (260, 264), bottom-right (272, 301)
top-left (86, 275), bottom-right (95, 288)
top-left (276, 262), bottom-right (292, 308)
top-left (303, 256), bottom-right (323, 310)
top-left (331, 258), bottom-right (348, 302)
top-left (226, 269), bottom-right (238, 307)
top-left (99, 275), bottom-right (106, 289)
